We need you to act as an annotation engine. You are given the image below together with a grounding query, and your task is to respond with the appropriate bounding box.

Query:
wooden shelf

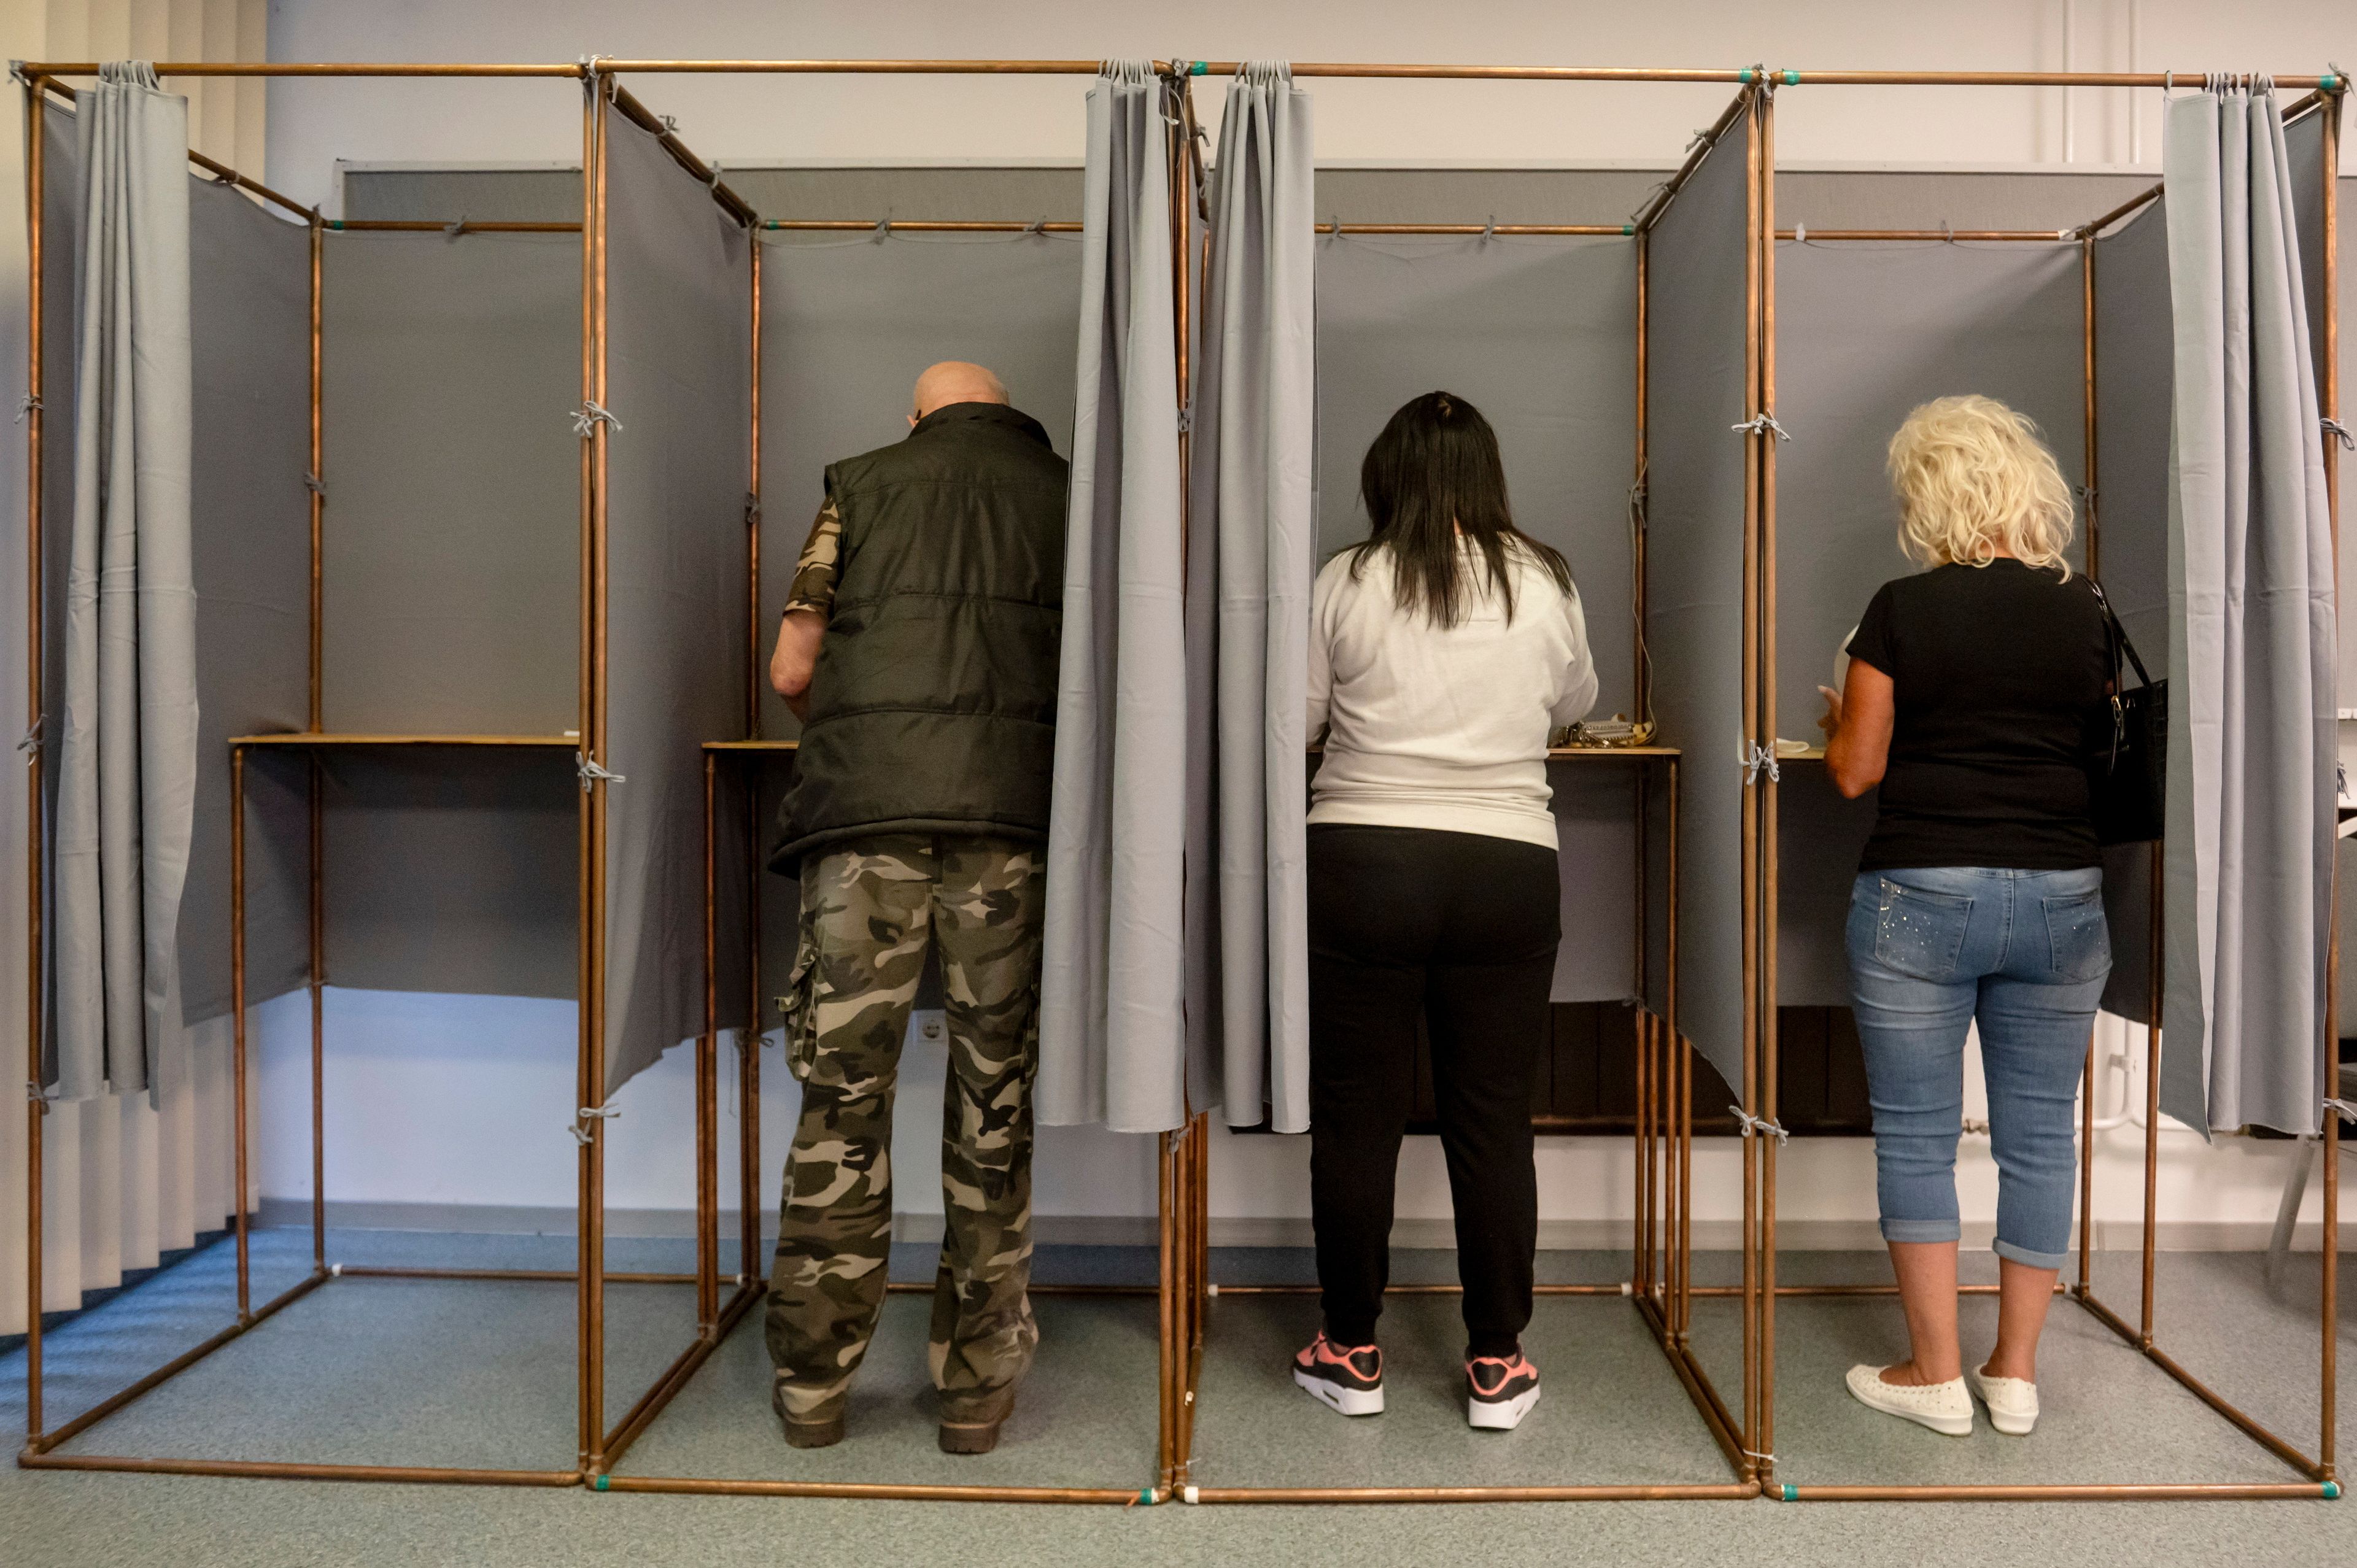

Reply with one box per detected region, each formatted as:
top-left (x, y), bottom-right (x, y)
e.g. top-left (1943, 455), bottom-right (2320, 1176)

top-left (230, 732), bottom-right (579, 749)
top-left (1307, 742), bottom-right (1678, 759)
top-left (701, 738), bottom-right (1670, 759)
top-left (1549, 744), bottom-right (1680, 759)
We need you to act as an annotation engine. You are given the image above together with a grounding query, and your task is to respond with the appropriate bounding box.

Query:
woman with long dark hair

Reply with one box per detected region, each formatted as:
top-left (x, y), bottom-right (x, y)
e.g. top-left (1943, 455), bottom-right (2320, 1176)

top-left (1291, 392), bottom-right (1598, 1432)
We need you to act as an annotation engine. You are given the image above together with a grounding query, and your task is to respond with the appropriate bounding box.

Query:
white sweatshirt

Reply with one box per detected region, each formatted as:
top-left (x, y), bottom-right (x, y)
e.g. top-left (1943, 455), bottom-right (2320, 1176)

top-left (1306, 539), bottom-right (1600, 851)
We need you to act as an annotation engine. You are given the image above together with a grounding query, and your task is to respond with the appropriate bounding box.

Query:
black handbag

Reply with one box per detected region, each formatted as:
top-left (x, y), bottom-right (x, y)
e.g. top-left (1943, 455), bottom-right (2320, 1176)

top-left (2087, 580), bottom-right (2166, 845)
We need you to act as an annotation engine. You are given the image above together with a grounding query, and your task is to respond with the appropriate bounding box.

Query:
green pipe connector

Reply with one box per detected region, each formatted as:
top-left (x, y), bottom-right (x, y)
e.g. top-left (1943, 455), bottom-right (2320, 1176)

top-left (1188, 61), bottom-right (1210, 77)
top-left (1781, 1483), bottom-right (1798, 1500)
top-left (2325, 1479), bottom-right (2342, 1499)
top-left (592, 1473), bottom-right (611, 1491)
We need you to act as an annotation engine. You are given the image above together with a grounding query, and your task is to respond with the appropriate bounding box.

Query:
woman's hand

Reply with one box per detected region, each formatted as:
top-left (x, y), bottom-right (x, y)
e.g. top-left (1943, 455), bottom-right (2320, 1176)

top-left (1817, 684), bottom-right (1843, 740)
top-left (1823, 660), bottom-right (1894, 800)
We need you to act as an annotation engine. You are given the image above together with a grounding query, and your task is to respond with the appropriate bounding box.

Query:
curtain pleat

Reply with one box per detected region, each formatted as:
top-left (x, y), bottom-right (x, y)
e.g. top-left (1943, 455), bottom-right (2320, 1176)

top-left (2158, 82), bottom-right (2337, 1135)
top-left (1185, 63), bottom-right (1318, 1134)
top-left (1035, 62), bottom-right (1190, 1133)
top-left (4, 58), bottom-right (265, 1335)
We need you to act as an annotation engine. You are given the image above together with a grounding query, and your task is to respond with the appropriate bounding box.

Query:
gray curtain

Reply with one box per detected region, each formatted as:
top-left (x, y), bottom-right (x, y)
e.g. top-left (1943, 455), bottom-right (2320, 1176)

top-left (1639, 114), bottom-right (1754, 1095)
top-left (1037, 63), bottom-right (1186, 1133)
top-left (1185, 63), bottom-right (1317, 1134)
top-left (49, 64), bottom-right (197, 1102)
top-left (600, 110), bottom-right (754, 1092)
top-left (2159, 83), bottom-right (2336, 1136)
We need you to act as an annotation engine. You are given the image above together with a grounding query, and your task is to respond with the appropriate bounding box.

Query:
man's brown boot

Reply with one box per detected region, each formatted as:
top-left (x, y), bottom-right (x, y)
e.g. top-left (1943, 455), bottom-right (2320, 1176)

top-left (937, 1386), bottom-right (1016, 1454)
top-left (775, 1382), bottom-right (845, 1450)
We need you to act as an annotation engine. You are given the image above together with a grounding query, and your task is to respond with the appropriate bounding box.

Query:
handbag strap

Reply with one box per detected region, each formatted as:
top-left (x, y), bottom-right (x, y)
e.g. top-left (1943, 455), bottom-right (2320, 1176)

top-left (2086, 579), bottom-right (2153, 692)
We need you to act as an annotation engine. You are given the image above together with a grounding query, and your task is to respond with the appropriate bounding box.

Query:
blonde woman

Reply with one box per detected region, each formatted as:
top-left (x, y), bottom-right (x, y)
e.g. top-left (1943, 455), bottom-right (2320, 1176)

top-left (1817, 395), bottom-right (2112, 1440)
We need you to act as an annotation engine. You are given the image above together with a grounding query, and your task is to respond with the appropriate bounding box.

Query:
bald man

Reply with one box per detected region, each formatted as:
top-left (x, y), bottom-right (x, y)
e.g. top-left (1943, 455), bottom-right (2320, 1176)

top-left (764, 363), bottom-right (1069, 1458)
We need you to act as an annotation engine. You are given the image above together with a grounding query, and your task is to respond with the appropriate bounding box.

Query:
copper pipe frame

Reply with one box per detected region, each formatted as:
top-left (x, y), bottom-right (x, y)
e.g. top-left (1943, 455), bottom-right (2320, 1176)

top-left (765, 219), bottom-right (1083, 233)
top-left (2318, 88), bottom-right (2341, 1489)
top-left (1773, 99), bottom-right (2350, 1503)
top-left (1754, 82), bottom-right (1782, 1482)
top-left (608, 82), bottom-right (759, 229)
top-left (1185, 761), bottom-right (1745, 1499)
top-left (25, 77), bottom-right (48, 1446)
top-left (1775, 229), bottom-right (2077, 242)
top-left (1728, 83), bottom-right (1767, 1481)
top-left (21, 59), bottom-right (2339, 89)
top-left (1320, 222), bottom-right (1632, 236)
top-left (327, 220), bottom-right (580, 233)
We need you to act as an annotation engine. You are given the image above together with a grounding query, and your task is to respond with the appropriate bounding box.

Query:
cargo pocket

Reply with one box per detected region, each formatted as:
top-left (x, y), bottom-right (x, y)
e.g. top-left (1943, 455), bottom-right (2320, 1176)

top-left (778, 882), bottom-right (823, 1083)
top-left (2042, 887), bottom-right (2113, 984)
top-left (1872, 878), bottom-right (1973, 983)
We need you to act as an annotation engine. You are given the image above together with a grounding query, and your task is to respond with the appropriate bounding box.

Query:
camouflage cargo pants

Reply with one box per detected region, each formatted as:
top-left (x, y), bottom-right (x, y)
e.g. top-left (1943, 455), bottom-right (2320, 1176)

top-left (767, 833), bottom-right (1044, 1426)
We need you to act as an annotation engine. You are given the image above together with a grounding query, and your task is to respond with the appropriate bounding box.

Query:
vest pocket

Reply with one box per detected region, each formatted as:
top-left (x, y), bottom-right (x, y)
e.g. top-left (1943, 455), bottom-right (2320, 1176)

top-left (1872, 878), bottom-right (1974, 982)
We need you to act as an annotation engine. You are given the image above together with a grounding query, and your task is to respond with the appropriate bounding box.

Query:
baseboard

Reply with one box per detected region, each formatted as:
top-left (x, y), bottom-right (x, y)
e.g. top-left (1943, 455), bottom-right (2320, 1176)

top-left (257, 1199), bottom-right (2356, 1254)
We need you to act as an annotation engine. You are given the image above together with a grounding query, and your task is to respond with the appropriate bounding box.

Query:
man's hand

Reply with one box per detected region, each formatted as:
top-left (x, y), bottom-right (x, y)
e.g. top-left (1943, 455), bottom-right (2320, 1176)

top-left (771, 608), bottom-right (825, 722)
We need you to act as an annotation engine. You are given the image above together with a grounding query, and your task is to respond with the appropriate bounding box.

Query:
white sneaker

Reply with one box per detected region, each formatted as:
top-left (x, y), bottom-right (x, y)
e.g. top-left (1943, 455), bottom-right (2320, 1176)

top-left (1967, 1366), bottom-right (2039, 1435)
top-left (1844, 1364), bottom-right (1973, 1436)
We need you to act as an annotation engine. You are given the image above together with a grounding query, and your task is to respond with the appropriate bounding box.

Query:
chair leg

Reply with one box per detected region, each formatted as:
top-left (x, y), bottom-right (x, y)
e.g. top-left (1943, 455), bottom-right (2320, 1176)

top-left (2266, 1134), bottom-right (2319, 1287)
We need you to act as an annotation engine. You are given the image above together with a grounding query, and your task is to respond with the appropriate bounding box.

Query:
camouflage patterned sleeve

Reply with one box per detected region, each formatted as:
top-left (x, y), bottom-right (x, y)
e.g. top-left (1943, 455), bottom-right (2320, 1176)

top-left (781, 496), bottom-right (842, 618)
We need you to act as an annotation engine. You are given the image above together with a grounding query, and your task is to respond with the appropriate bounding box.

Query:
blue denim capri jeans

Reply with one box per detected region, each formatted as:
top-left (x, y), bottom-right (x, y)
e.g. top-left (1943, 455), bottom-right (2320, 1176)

top-left (1844, 867), bottom-right (2113, 1269)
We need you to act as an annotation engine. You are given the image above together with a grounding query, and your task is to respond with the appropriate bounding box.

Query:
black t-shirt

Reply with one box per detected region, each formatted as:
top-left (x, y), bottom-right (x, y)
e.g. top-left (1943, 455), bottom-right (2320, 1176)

top-left (1845, 559), bottom-right (2110, 872)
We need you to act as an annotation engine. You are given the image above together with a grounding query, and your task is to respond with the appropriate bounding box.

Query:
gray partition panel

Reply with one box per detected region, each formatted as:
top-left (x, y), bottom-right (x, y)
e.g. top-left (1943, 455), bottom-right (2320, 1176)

top-left (319, 230), bottom-right (579, 734)
top-left (1314, 235), bottom-right (1639, 713)
top-left (601, 117), bottom-right (754, 1090)
top-left (1315, 234), bottom-right (1640, 1003)
top-left (2288, 108), bottom-right (2327, 400)
top-left (754, 232), bottom-right (1083, 741)
top-left (2094, 204), bottom-right (2173, 663)
top-left (1770, 240), bottom-right (2086, 736)
top-left (1771, 238), bottom-right (2086, 1004)
top-left (1643, 124), bottom-right (1753, 1089)
top-left (2093, 200), bottom-right (2175, 1022)
top-left (1774, 769), bottom-right (1877, 1008)
top-left (2343, 176), bottom-right (2356, 714)
top-left (181, 177), bottom-right (315, 1024)
top-left (320, 749), bottom-right (577, 998)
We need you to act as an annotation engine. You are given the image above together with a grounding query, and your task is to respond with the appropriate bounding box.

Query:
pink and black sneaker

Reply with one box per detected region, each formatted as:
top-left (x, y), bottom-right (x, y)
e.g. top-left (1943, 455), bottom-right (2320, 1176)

top-left (1466, 1348), bottom-right (1541, 1430)
top-left (1292, 1331), bottom-right (1385, 1416)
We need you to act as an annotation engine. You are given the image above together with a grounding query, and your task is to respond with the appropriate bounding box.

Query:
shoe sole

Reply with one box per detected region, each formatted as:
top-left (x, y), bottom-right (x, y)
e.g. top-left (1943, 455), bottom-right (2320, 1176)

top-left (781, 1418), bottom-right (845, 1450)
top-left (1846, 1380), bottom-right (1972, 1437)
top-left (1467, 1383), bottom-right (1540, 1431)
top-left (1967, 1375), bottom-right (2037, 1436)
top-left (937, 1419), bottom-right (1004, 1454)
top-left (1294, 1365), bottom-right (1385, 1416)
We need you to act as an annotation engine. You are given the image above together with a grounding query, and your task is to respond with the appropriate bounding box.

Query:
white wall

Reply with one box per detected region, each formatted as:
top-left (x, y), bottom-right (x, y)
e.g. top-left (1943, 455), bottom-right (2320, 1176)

top-left (261, 0), bottom-right (2355, 212)
top-left (9, 1), bottom-right (2348, 1251)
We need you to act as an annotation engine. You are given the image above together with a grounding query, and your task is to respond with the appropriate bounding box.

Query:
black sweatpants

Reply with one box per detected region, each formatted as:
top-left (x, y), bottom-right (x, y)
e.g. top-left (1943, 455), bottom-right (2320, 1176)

top-left (1307, 823), bottom-right (1560, 1361)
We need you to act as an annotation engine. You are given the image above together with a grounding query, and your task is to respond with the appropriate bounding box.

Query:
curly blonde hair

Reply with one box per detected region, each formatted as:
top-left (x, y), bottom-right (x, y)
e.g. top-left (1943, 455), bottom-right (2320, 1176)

top-left (1885, 395), bottom-right (2075, 578)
